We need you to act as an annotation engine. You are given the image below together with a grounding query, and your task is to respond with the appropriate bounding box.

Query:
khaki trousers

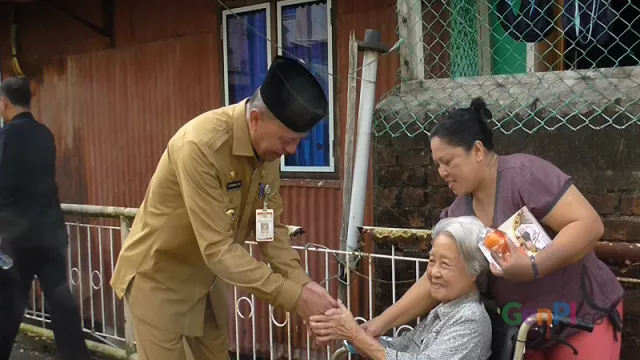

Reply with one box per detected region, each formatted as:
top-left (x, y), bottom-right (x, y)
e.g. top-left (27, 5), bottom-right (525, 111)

top-left (126, 283), bottom-right (230, 360)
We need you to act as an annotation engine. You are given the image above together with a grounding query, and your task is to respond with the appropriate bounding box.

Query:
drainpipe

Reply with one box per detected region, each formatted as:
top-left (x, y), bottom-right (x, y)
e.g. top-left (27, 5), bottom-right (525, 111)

top-left (345, 29), bottom-right (389, 257)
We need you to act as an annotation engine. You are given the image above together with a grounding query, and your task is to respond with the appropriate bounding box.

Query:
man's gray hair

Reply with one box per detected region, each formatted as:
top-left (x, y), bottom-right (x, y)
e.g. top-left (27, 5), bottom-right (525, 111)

top-left (431, 216), bottom-right (490, 277)
top-left (247, 88), bottom-right (275, 119)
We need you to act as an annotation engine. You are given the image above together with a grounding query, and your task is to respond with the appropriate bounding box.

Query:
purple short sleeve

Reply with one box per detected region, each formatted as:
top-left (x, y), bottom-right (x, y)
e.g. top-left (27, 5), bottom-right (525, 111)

top-left (516, 156), bottom-right (572, 220)
top-left (440, 207), bottom-right (450, 220)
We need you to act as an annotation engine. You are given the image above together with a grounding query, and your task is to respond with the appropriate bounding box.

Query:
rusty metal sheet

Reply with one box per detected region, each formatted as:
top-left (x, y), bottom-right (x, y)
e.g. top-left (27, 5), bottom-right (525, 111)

top-left (226, 0), bottom-right (400, 355)
top-left (32, 33), bottom-right (222, 208)
top-left (11, 0), bottom-right (402, 356)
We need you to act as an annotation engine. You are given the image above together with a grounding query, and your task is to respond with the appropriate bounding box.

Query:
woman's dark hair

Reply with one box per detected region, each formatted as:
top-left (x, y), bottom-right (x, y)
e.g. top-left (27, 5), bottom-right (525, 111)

top-left (429, 97), bottom-right (494, 151)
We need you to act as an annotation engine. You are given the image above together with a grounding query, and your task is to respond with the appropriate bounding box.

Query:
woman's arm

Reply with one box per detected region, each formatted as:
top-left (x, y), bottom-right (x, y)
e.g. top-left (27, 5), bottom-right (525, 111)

top-left (350, 327), bottom-right (388, 360)
top-left (366, 273), bottom-right (440, 335)
top-left (367, 206), bottom-right (452, 333)
top-left (513, 157), bottom-right (604, 280)
top-left (535, 184), bottom-right (604, 277)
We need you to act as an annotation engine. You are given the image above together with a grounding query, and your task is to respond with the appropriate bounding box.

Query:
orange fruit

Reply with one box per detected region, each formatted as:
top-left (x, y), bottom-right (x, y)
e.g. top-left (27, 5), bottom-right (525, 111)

top-left (484, 229), bottom-right (509, 256)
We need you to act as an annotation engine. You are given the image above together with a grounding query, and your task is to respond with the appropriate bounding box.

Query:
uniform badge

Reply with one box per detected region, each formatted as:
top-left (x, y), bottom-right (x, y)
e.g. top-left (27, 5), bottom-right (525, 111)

top-left (226, 180), bottom-right (242, 191)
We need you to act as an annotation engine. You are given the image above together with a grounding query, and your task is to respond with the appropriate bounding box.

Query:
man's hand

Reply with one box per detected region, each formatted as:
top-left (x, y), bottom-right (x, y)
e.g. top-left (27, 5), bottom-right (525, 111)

top-left (295, 282), bottom-right (338, 321)
top-left (309, 299), bottom-right (360, 344)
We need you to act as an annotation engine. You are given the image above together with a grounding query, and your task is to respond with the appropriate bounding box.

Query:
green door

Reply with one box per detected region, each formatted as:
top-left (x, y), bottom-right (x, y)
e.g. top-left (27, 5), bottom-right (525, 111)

top-left (489, 0), bottom-right (529, 75)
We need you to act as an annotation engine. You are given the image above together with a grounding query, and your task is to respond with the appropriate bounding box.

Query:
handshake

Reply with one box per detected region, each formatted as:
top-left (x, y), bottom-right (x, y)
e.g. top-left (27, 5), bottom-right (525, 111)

top-left (294, 281), bottom-right (339, 322)
top-left (294, 281), bottom-right (386, 345)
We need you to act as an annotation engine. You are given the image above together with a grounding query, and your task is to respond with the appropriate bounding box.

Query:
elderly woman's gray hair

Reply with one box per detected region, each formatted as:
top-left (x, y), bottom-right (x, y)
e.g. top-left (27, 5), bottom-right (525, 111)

top-left (431, 216), bottom-right (490, 277)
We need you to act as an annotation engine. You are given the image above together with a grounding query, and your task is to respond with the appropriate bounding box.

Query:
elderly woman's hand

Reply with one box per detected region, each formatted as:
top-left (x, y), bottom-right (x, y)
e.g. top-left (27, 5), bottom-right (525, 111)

top-left (309, 299), bottom-right (360, 345)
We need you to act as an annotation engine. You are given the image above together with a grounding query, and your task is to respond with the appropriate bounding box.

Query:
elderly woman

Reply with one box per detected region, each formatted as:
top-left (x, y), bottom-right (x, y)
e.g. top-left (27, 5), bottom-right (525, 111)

top-left (309, 216), bottom-right (492, 360)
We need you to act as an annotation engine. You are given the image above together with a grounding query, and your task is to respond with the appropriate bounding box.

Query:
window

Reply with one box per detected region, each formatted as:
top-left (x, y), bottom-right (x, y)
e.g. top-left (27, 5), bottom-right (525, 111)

top-left (222, 0), bottom-right (335, 176)
top-left (222, 4), bottom-right (272, 106)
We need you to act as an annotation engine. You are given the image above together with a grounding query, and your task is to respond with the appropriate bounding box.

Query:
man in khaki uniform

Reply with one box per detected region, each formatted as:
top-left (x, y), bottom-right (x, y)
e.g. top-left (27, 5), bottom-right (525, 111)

top-left (110, 56), bottom-right (337, 360)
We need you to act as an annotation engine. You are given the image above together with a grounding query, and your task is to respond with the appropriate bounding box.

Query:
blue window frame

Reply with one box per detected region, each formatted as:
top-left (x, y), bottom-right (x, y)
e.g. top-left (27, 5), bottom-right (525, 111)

top-left (222, 4), bottom-right (272, 105)
top-left (222, 0), bottom-right (335, 175)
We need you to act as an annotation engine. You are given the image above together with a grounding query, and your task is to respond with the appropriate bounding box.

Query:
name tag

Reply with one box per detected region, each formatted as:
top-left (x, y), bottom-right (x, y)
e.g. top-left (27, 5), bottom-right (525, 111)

top-left (226, 181), bottom-right (242, 191)
top-left (255, 209), bottom-right (274, 242)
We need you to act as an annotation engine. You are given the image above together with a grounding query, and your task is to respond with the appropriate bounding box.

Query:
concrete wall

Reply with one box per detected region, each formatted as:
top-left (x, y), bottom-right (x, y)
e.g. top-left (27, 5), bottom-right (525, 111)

top-left (371, 66), bottom-right (640, 359)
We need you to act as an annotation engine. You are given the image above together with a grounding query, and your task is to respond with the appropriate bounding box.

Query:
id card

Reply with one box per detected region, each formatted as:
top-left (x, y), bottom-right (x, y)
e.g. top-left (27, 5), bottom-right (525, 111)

top-left (255, 209), bottom-right (274, 242)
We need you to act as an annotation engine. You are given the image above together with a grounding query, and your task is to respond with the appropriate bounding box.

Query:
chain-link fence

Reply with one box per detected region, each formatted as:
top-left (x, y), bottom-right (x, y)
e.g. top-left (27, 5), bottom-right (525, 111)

top-left (375, 0), bottom-right (640, 137)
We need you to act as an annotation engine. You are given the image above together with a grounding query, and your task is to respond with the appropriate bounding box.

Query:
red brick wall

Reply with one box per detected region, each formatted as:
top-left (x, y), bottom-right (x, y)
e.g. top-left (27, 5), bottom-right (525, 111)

top-left (372, 126), bottom-right (640, 359)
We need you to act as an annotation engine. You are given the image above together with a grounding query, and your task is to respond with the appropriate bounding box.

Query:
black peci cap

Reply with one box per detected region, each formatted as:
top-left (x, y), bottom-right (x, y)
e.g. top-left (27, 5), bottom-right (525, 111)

top-left (260, 55), bottom-right (328, 133)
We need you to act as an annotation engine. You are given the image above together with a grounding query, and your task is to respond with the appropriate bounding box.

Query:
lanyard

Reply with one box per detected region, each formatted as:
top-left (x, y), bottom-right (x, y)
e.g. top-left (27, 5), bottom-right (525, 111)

top-left (259, 183), bottom-right (271, 210)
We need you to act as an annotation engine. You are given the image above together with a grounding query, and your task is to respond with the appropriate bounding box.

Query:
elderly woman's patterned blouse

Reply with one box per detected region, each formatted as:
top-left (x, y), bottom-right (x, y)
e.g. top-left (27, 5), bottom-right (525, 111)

top-left (379, 291), bottom-right (492, 360)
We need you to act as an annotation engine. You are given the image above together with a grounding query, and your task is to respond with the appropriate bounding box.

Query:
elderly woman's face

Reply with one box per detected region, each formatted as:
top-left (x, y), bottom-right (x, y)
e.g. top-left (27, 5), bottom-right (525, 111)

top-left (427, 234), bottom-right (477, 303)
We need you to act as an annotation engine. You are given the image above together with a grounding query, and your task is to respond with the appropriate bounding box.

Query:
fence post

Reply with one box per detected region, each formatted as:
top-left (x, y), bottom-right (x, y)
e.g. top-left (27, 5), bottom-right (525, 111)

top-left (119, 216), bottom-right (136, 355)
top-left (396, 0), bottom-right (424, 80)
top-left (338, 31), bottom-right (359, 306)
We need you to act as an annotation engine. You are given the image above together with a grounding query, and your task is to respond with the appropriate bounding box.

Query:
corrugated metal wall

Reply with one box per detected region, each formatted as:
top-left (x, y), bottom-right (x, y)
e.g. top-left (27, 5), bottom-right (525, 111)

top-left (30, 34), bottom-right (223, 206)
top-left (0, 0), bottom-right (400, 356)
top-left (233, 0), bottom-right (401, 356)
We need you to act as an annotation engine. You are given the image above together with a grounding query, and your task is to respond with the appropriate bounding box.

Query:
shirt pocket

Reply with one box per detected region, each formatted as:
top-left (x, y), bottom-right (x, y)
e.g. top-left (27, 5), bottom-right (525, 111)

top-left (227, 189), bottom-right (242, 211)
top-left (226, 189), bottom-right (241, 208)
top-left (223, 186), bottom-right (242, 226)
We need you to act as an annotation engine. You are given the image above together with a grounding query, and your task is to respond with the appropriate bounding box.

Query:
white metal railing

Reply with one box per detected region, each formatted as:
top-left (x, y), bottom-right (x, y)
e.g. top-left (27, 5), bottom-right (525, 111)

top-left (23, 207), bottom-right (131, 350)
top-left (21, 204), bottom-right (427, 359)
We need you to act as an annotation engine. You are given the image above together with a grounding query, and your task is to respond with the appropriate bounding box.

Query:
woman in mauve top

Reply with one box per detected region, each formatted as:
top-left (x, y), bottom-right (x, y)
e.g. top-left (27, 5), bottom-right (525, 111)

top-left (363, 98), bottom-right (624, 360)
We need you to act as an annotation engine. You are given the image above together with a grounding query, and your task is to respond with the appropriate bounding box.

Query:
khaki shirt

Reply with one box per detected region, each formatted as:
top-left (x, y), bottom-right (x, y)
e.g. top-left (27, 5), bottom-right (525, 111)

top-left (110, 101), bottom-right (312, 336)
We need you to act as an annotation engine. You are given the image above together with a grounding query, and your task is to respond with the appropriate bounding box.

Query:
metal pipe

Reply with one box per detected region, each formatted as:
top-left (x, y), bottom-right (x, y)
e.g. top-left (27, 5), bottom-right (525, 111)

top-left (512, 313), bottom-right (544, 360)
top-left (330, 346), bottom-right (350, 360)
top-left (61, 203), bottom-right (139, 219)
top-left (60, 203), bottom-right (305, 237)
top-left (358, 226), bottom-right (640, 263)
top-left (345, 29), bottom-right (388, 255)
top-left (594, 241), bottom-right (640, 263)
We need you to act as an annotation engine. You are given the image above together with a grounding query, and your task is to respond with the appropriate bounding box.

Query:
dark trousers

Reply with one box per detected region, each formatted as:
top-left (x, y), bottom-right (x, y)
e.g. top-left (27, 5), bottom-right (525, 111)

top-left (0, 245), bottom-right (91, 360)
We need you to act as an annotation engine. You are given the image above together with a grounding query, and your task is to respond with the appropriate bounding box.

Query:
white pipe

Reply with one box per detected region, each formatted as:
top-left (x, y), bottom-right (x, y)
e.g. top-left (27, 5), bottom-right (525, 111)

top-left (345, 30), bottom-right (384, 254)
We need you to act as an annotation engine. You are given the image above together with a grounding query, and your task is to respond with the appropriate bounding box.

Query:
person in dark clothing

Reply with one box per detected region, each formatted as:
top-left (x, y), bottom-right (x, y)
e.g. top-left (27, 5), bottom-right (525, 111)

top-left (0, 77), bottom-right (90, 360)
